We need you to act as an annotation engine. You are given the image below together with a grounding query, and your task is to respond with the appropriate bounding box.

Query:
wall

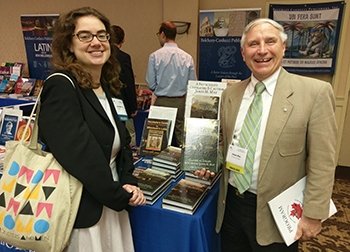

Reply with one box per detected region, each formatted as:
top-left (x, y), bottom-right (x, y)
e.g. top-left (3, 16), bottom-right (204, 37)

top-left (199, 0), bottom-right (350, 167)
top-left (0, 0), bottom-right (349, 166)
top-left (0, 0), bottom-right (163, 84)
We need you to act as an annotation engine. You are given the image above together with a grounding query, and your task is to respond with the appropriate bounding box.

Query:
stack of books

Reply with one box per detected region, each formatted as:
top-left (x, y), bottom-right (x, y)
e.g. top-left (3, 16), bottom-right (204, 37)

top-left (132, 167), bottom-right (172, 205)
top-left (162, 178), bottom-right (209, 215)
top-left (184, 169), bottom-right (221, 189)
top-left (152, 146), bottom-right (184, 180)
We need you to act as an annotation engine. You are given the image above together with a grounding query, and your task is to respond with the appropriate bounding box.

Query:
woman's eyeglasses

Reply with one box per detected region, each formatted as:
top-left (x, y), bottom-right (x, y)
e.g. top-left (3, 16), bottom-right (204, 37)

top-left (73, 31), bottom-right (110, 42)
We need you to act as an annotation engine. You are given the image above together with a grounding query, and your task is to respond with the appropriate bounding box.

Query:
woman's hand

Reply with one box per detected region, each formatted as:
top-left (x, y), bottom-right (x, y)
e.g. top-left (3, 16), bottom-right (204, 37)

top-left (123, 184), bottom-right (146, 206)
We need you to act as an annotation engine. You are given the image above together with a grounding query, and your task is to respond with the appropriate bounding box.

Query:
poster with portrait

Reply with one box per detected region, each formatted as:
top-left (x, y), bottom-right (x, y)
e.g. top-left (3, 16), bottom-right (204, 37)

top-left (198, 8), bottom-right (261, 81)
top-left (269, 1), bottom-right (345, 74)
top-left (20, 14), bottom-right (59, 80)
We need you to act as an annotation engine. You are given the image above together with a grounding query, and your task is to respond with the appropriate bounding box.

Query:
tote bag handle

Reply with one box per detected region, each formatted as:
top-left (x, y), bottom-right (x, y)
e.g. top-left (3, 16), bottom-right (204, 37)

top-left (21, 73), bottom-right (76, 150)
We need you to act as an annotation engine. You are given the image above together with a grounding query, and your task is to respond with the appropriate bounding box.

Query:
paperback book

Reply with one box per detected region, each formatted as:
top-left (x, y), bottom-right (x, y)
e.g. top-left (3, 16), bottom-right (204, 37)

top-left (140, 118), bottom-right (171, 156)
top-left (0, 108), bottom-right (23, 144)
top-left (162, 178), bottom-right (209, 214)
top-left (182, 118), bottom-right (219, 173)
top-left (268, 176), bottom-right (337, 246)
top-left (15, 118), bottom-right (34, 141)
top-left (2, 74), bottom-right (19, 93)
top-left (0, 76), bottom-right (10, 93)
top-left (184, 80), bottom-right (226, 120)
top-left (14, 77), bottom-right (36, 96)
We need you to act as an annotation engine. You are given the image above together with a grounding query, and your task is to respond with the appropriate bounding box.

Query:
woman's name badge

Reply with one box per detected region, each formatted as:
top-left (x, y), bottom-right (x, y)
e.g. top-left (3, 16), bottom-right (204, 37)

top-left (225, 144), bottom-right (247, 174)
top-left (112, 98), bottom-right (128, 121)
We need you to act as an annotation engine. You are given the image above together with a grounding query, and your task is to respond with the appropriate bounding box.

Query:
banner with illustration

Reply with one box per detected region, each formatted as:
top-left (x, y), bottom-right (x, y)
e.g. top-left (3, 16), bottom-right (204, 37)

top-left (20, 14), bottom-right (59, 80)
top-left (269, 1), bottom-right (344, 74)
top-left (198, 9), bottom-right (261, 81)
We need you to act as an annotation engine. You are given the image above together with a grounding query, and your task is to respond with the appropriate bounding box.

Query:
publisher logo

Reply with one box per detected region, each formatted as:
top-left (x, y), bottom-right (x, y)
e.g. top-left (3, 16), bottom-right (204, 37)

top-left (287, 200), bottom-right (303, 223)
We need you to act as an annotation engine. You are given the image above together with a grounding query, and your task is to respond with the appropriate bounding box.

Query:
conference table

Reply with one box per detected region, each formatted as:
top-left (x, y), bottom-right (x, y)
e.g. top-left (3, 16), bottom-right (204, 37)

top-left (0, 101), bottom-right (222, 252)
top-left (0, 97), bottom-right (35, 116)
top-left (129, 178), bottom-right (221, 252)
top-left (0, 179), bottom-right (221, 252)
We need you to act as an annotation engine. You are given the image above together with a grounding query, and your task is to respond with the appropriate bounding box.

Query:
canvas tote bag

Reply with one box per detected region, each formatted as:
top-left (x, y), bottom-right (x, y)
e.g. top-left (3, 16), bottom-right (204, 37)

top-left (0, 74), bottom-right (82, 252)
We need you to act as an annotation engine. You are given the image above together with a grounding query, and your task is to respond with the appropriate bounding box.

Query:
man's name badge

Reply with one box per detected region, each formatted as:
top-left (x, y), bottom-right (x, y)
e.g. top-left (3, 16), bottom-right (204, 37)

top-left (225, 144), bottom-right (247, 174)
top-left (112, 98), bottom-right (128, 121)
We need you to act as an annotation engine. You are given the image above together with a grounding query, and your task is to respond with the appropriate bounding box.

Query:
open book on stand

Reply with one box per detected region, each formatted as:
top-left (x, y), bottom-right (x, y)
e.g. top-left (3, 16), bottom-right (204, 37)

top-left (268, 176), bottom-right (337, 246)
top-left (148, 105), bottom-right (177, 146)
top-left (184, 80), bottom-right (226, 120)
top-left (139, 118), bottom-right (171, 157)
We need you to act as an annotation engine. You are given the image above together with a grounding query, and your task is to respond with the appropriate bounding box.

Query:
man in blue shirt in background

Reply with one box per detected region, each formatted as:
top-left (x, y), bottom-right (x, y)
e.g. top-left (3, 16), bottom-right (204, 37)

top-left (146, 21), bottom-right (196, 147)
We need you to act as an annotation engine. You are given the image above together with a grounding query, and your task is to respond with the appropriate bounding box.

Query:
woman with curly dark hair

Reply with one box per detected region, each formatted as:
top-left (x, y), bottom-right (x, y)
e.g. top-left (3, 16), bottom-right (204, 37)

top-left (38, 7), bottom-right (145, 252)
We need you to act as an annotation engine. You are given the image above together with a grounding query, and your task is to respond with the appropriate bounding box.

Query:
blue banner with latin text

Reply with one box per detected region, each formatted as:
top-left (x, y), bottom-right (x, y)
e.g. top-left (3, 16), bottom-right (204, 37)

top-left (20, 14), bottom-right (59, 80)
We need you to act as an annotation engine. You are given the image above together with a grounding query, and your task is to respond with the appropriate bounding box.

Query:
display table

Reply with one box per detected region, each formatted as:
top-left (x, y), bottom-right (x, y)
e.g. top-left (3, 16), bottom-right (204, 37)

top-left (129, 181), bottom-right (221, 252)
top-left (0, 97), bottom-right (36, 116)
top-left (0, 180), bottom-right (221, 252)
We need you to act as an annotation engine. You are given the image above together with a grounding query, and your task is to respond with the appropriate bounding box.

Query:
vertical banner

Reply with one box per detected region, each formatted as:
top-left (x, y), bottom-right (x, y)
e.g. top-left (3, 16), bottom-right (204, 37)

top-left (20, 14), bottom-right (59, 80)
top-left (269, 1), bottom-right (344, 74)
top-left (198, 9), bottom-right (261, 81)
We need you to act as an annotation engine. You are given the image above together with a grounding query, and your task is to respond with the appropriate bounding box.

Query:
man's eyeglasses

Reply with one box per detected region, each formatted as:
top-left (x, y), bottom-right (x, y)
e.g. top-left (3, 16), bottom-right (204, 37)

top-left (73, 31), bottom-right (110, 42)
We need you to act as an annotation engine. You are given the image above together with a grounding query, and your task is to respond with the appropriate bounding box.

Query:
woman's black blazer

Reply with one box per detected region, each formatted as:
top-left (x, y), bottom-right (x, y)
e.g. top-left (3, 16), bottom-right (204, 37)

top-left (38, 71), bottom-right (137, 228)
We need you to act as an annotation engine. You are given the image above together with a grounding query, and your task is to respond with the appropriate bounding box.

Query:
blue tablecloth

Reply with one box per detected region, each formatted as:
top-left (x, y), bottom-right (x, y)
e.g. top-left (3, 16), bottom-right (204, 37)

top-left (0, 98), bottom-right (35, 116)
top-left (129, 181), bottom-right (221, 252)
top-left (0, 181), bottom-right (220, 252)
top-left (0, 245), bottom-right (31, 252)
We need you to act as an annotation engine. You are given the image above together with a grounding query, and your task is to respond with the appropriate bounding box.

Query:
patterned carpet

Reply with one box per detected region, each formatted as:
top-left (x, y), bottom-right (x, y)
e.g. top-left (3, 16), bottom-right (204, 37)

top-left (299, 178), bottom-right (350, 251)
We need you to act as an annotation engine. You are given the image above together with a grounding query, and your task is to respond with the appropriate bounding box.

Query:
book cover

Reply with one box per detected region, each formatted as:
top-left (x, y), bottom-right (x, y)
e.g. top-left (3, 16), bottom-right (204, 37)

top-left (132, 168), bottom-right (172, 197)
top-left (184, 80), bottom-right (226, 120)
top-left (268, 176), bottom-right (337, 246)
top-left (148, 105), bottom-right (177, 146)
top-left (162, 178), bottom-right (208, 210)
top-left (145, 181), bottom-right (172, 205)
top-left (0, 76), bottom-right (10, 93)
top-left (153, 146), bottom-right (182, 167)
top-left (14, 77), bottom-right (36, 96)
top-left (0, 108), bottom-right (23, 144)
top-left (140, 118), bottom-right (170, 156)
top-left (32, 79), bottom-right (44, 97)
top-left (182, 118), bottom-right (219, 172)
top-left (15, 118), bottom-right (34, 141)
top-left (3, 74), bottom-right (19, 94)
